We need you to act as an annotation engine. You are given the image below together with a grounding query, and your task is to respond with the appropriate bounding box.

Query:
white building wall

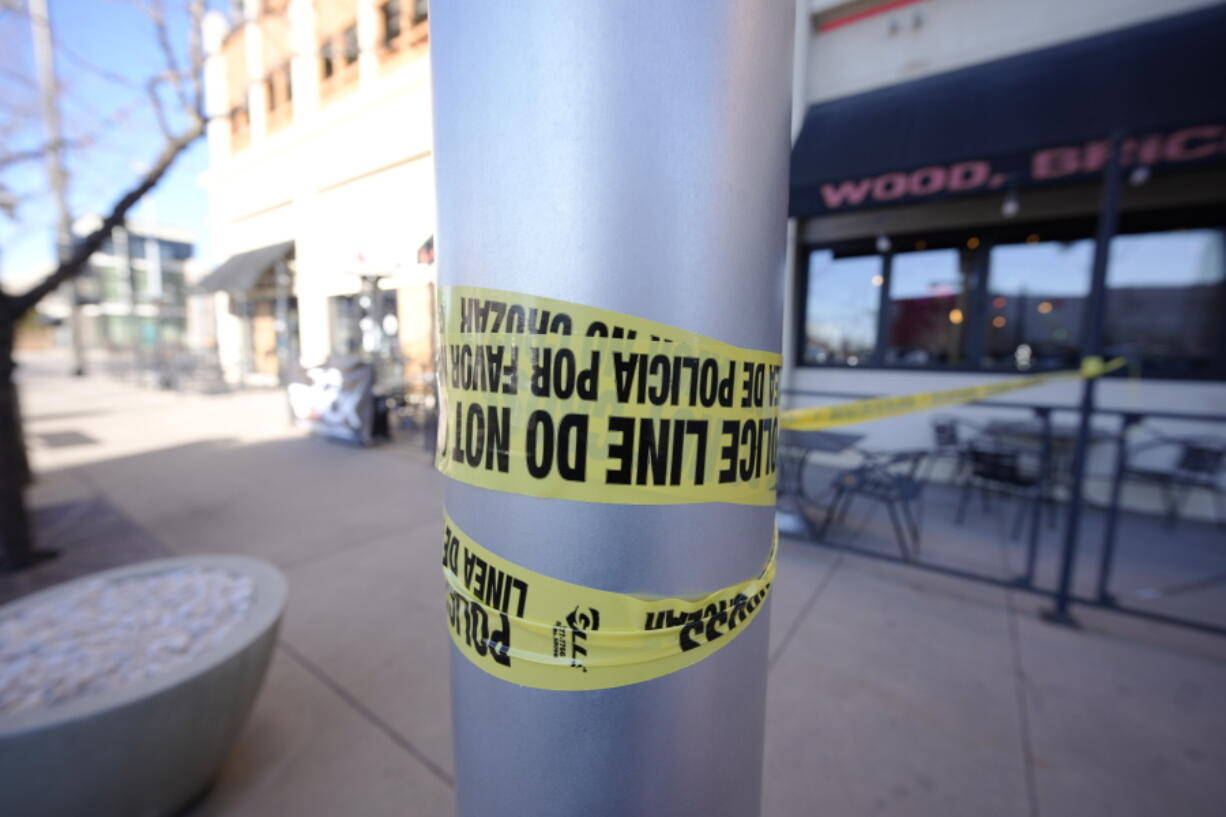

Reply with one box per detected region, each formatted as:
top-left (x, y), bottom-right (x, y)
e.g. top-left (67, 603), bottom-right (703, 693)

top-left (803, 0), bottom-right (1223, 103)
top-left (203, 2), bottom-right (436, 373)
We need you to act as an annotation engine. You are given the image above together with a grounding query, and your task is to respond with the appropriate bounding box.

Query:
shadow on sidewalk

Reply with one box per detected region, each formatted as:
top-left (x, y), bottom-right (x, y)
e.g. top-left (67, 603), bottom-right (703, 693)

top-left (0, 495), bottom-right (173, 605)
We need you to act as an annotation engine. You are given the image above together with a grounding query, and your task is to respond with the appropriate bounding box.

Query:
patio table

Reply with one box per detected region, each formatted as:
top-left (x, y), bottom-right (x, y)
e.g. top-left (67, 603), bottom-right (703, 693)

top-left (777, 429), bottom-right (865, 535)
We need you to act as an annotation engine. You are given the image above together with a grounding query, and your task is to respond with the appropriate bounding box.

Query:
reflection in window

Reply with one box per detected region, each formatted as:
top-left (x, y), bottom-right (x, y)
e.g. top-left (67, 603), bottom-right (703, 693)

top-left (803, 250), bottom-right (880, 366)
top-left (343, 25), bottom-right (359, 65)
top-left (161, 270), bottom-right (185, 303)
top-left (986, 240), bottom-right (1093, 371)
top-left (382, 0), bottom-right (402, 46)
top-left (159, 241), bottom-right (193, 263)
top-left (1105, 229), bottom-right (1225, 377)
top-left (92, 263), bottom-right (126, 302)
top-left (886, 248), bottom-right (969, 366)
top-left (320, 41), bottom-right (335, 79)
top-left (331, 295), bottom-right (360, 356)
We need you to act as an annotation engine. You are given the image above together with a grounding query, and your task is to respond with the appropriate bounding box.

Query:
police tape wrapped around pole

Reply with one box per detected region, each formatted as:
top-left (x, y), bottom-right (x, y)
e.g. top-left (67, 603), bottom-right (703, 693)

top-left (429, 3), bottom-right (794, 816)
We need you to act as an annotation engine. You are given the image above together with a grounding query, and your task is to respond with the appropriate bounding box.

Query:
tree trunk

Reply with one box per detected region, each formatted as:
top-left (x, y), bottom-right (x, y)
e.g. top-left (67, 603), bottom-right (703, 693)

top-left (0, 299), bottom-right (40, 569)
top-left (0, 117), bottom-right (204, 571)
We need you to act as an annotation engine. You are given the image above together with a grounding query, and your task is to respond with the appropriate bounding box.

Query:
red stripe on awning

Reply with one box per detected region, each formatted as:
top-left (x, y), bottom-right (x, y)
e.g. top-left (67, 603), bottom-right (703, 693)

top-left (819, 0), bottom-right (926, 34)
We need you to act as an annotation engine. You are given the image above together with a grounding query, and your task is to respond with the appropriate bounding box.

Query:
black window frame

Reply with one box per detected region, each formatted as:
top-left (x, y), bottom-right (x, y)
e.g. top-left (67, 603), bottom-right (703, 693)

top-left (381, 0), bottom-right (403, 47)
top-left (319, 41), bottom-right (335, 80)
top-left (793, 204), bottom-right (1226, 381)
top-left (342, 25), bottom-right (359, 66)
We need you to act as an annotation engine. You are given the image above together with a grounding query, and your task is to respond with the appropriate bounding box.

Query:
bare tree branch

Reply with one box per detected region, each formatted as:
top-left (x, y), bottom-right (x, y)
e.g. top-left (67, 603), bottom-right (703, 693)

top-left (5, 0), bottom-right (211, 319)
top-left (0, 65), bottom-right (37, 89)
top-left (136, 0), bottom-right (192, 115)
top-left (146, 76), bottom-right (174, 140)
top-left (186, 0), bottom-right (205, 118)
top-left (0, 138), bottom-right (78, 171)
top-left (56, 41), bottom-right (142, 91)
top-left (9, 116), bottom-right (205, 317)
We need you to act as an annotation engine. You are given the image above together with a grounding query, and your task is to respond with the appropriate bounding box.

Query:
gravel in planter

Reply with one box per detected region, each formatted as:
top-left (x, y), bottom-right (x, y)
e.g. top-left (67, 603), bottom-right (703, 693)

top-left (0, 568), bottom-right (256, 716)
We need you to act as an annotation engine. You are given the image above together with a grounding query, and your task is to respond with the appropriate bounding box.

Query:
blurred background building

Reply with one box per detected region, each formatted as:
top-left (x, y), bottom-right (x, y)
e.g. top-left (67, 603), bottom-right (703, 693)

top-left (198, 0), bottom-right (435, 389)
top-left (24, 217), bottom-right (196, 359)
top-left (190, 0), bottom-right (1226, 514)
top-left (74, 215), bottom-right (196, 353)
top-left (784, 0), bottom-right (1226, 514)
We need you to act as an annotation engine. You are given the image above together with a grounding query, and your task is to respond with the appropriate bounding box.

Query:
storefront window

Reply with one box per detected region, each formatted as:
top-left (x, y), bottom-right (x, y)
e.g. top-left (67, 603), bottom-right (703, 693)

top-left (91, 263), bottom-right (127, 302)
top-left (158, 240), bottom-right (193, 263)
top-left (800, 225), bottom-right (1225, 379)
top-left (331, 295), bottom-right (360, 356)
top-left (1105, 229), bottom-right (1225, 377)
top-left (331, 291), bottom-right (401, 363)
top-left (985, 239), bottom-right (1093, 371)
top-left (802, 250), bottom-right (880, 366)
top-left (160, 270), bottom-right (186, 304)
top-left (886, 248), bottom-right (969, 366)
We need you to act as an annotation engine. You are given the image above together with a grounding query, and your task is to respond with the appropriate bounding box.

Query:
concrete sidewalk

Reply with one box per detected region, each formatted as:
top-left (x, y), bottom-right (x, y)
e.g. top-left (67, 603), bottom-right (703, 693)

top-left (9, 352), bottom-right (1226, 817)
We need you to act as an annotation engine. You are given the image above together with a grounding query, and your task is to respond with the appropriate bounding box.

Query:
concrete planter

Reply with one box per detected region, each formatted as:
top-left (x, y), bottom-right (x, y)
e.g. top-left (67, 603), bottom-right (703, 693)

top-left (0, 555), bottom-right (287, 817)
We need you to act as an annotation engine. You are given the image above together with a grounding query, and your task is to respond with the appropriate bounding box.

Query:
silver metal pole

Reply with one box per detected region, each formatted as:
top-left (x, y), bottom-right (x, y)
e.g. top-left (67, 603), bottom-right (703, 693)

top-left (275, 259), bottom-right (290, 385)
top-left (29, 0), bottom-right (86, 377)
top-left (430, 4), bottom-right (794, 816)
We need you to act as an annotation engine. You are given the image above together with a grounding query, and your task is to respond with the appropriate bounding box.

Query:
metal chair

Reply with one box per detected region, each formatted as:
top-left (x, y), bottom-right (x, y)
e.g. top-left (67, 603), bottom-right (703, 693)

top-left (1125, 434), bottom-right (1226, 528)
top-left (955, 441), bottom-right (1042, 539)
top-left (818, 450), bottom-right (928, 560)
top-left (927, 415), bottom-right (982, 484)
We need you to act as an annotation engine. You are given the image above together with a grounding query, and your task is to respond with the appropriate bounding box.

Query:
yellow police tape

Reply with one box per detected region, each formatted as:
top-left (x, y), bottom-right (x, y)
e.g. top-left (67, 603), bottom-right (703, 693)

top-left (436, 286), bottom-right (783, 505)
top-left (435, 288), bottom-right (1126, 690)
top-left (435, 286), bottom-right (1127, 502)
top-left (443, 509), bottom-right (777, 691)
top-left (779, 356), bottom-right (1127, 431)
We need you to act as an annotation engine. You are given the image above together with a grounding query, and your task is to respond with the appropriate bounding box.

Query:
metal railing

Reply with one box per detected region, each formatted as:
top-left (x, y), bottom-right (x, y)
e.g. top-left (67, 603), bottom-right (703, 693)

top-left (101, 347), bottom-right (228, 394)
top-left (782, 386), bottom-right (1226, 637)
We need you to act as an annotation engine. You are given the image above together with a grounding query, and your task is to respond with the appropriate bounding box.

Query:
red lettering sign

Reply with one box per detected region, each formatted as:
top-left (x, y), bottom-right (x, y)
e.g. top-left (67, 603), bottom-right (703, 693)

top-left (819, 178), bottom-right (873, 209)
top-left (809, 123), bottom-right (1224, 213)
top-left (948, 161), bottom-right (990, 190)
top-left (908, 166), bottom-right (946, 196)
top-left (872, 172), bottom-right (908, 201)
top-left (1164, 125), bottom-right (1224, 161)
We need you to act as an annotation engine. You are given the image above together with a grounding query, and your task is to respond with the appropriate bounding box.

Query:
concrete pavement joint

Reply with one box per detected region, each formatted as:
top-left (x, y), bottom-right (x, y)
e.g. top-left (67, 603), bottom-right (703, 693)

top-left (768, 553), bottom-right (843, 672)
top-left (999, 541), bottom-right (1041, 817)
top-left (277, 640), bottom-right (455, 788)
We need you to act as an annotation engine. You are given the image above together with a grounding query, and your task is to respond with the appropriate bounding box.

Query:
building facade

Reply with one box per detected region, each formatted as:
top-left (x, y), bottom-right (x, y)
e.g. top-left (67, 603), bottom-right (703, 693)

top-left (784, 0), bottom-right (1226, 514)
top-left (200, 0), bottom-right (435, 387)
top-left (71, 215), bottom-right (195, 353)
top-left (200, 0), bottom-right (1224, 512)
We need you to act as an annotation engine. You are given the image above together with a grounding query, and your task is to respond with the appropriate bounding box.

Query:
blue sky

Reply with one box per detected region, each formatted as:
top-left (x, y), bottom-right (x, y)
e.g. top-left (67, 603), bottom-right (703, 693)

top-left (1, 0), bottom-right (213, 288)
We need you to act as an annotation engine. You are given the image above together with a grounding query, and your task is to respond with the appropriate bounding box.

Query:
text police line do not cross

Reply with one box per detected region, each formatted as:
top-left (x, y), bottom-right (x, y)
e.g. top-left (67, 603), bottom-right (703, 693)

top-left (434, 287), bottom-right (783, 505)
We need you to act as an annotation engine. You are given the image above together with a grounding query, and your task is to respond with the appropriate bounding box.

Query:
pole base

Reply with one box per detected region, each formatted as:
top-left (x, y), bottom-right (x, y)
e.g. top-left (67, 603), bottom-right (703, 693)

top-left (1039, 607), bottom-right (1080, 628)
top-left (0, 548), bottom-right (59, 573)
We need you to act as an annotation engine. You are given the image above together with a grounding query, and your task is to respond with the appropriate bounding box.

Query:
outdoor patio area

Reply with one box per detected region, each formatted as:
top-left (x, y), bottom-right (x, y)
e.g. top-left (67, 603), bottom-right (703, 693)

top-left (6, 352), bottom-right (1226, 817)
top-left (787, 455), bottom-right (1226, 636)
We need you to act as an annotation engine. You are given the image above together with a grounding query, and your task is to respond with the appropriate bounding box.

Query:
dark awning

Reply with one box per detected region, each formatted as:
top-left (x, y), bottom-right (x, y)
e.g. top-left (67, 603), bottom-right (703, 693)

top-left (790, 4), bottom-right (1226, 218)
top-left (197, 241), bottom-right (294, 293)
